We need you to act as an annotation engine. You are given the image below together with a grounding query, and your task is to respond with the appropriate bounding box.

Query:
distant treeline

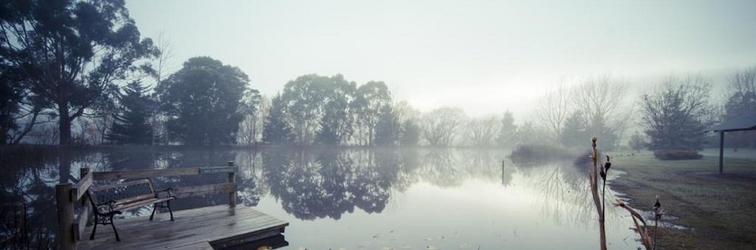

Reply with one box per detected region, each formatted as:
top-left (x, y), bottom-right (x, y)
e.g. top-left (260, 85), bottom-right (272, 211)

top-left (1, 1), bottom-right (754, 151)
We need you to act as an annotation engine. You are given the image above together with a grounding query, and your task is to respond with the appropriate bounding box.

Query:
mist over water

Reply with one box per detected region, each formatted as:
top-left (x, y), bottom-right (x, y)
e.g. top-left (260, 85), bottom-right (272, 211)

top-left (2, 147), bottom-right (642, 249)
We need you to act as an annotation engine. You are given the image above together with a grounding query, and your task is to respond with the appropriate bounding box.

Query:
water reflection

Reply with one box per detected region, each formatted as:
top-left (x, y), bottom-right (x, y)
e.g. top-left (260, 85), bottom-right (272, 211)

top-left (259, 149), bottom-right (395, 220)
top-left (245, 148), bottom-right (516, 220)
top-left (0, 147), bottom-right (640, 249)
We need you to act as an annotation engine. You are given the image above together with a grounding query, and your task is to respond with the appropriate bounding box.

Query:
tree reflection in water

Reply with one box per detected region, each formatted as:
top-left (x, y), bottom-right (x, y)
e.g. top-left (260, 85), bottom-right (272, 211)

top-left (261, 149), bottom-right (396, 220)
top-left (0, 148), bottom-right (81, 249)
top-left (513, 161), bottom-right (630, 228)
top-left (1, 147), bottom-right (637, 248)
top-left (258, 148), bottom-right (522, 220)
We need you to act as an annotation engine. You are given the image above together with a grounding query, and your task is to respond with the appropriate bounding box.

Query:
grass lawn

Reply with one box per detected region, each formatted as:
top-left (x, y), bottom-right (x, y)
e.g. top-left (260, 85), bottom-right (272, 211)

top-left (610, 149), bottom-right (756, 250)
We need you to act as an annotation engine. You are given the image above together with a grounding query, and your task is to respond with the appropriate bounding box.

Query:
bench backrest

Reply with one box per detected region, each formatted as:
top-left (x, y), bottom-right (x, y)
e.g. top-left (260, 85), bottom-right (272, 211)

top-left (88, 179), bottom-right (156, 206)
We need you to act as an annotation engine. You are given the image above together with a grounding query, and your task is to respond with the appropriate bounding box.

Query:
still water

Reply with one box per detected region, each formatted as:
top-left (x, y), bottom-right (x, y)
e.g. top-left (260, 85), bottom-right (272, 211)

top-left (1, 147), bottom-right (641, 249)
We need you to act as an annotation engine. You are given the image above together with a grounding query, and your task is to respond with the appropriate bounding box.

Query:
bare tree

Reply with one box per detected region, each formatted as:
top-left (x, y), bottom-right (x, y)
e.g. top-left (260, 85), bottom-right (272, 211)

top-left (237, 92), bottom-right (265, 146)
top-left (726, 67), bottom-right (756, 102)
top-left (463, 115), bottom-right (500, 147)
top-left (611, 103), bottom-right (636, 150)
top-left (421, 107), bottom-right (466, 146)
top-left (154, 32), bottom-right (176, 88)
top-left (570, 76), bottom-right (628, 124)
top-left (569, 76), bottom-right (630, 150)
top-left (151, 32), bottom-right (175, 145)
top-left (534, 82), bottom-right (572, 142)
top-left (723, 67), bottom-right (756, 149)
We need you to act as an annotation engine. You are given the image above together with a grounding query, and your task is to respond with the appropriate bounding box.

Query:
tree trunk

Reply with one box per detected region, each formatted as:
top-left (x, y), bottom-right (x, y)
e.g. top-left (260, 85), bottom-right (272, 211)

top-left (58, 102), bottom-right (72, 145)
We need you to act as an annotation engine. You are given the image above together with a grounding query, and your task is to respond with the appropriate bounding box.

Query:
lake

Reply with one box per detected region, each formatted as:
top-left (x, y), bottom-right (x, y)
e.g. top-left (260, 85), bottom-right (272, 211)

top-left (0, 147), bottom-right (642, 249)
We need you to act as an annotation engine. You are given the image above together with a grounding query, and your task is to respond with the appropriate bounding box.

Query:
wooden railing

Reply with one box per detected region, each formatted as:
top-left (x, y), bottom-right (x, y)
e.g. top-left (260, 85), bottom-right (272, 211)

top-left (55, 162), bottom-right (238, 250)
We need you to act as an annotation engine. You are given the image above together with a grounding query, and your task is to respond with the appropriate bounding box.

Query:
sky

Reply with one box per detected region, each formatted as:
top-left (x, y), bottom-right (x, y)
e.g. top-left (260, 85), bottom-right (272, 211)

top-left (126, 0), bottom-right (756, 119)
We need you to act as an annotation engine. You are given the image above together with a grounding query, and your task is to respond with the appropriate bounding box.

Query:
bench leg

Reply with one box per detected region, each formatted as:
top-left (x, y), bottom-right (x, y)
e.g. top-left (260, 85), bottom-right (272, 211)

top-left (150, 200), bottom-right (175, 221)
top-left (111, 215), bottom-right (120, 242)
top-left (90, 213), bottom-right (120, 241)
top-left (89, 218), bottom-right (98, 240)
top-left (150, 204), bottom-right (157, 221)
top-left (167, 200), bottom-right (174, 221)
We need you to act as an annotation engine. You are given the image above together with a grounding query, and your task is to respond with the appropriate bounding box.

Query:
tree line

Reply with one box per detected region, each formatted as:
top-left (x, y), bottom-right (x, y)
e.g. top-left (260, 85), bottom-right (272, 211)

top-left (532, 71), bottom-right (755, 152)
top-left (2, 1), bottom-right (754, 150)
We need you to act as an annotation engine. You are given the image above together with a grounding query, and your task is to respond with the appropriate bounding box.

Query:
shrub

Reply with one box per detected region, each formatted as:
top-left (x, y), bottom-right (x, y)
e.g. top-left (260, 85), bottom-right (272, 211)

top-left (509, 143), bottom-right (571, 165)
top-left (573, 149), bottom-right (599, 167)
top-left (653, 148), bottom-right (703, 160)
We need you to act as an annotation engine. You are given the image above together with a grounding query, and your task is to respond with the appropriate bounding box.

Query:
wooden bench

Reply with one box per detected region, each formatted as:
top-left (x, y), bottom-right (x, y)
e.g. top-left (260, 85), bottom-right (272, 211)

top-left (87, 178), bottom-right (176, 241)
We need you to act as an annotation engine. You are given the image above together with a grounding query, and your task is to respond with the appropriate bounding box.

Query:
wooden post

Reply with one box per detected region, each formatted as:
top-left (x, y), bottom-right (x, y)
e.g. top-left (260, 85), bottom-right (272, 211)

top-left (228, 161), bottom-right (236, 208)
top-left (79, 168), bottom-right (91, 227)
top-left (719, 131), bottom-right (725, 174)
top-left (56, 183), bottom-right (75, 250)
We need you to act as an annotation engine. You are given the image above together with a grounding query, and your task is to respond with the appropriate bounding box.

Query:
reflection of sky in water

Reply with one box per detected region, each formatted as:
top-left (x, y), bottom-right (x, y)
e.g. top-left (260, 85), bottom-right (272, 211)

top-left (257, 167), bottom-right (642, 250)
top-left (1, 149), bottom-right (646, 249)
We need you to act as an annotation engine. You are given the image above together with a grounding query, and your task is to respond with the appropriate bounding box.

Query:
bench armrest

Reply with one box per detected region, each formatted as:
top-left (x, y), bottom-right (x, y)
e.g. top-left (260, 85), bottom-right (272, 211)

top-left (155, 187), bottom-right (177, 199)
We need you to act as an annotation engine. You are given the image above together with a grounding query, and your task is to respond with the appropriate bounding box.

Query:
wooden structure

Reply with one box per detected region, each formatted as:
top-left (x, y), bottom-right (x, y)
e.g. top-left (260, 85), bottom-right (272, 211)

top-left (86, 177), bottom-right (178, 241)
top-left (705, 112), bottom-right (756, 173)
top-left (55, 162), bottom-right (288, 250)
top-left (77, 205), bottom-right (288, 250)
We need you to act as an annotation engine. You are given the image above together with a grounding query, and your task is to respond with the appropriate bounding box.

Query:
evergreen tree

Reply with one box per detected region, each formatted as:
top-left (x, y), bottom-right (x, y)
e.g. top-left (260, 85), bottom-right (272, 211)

top-left (374, 106), bottom-right (400, 146)
top-left (399, 120), bottom-right (421, 146)
top-left (107, 81), bottom-right (153, 145)
top-left (263, 94), bottom-right (291, 144)
top-left (640, 76), bottom-right (713, 151)
top-left (559, 111), bottom-right (588, 148)
top-left (496, 111), bottom-right (518, 147)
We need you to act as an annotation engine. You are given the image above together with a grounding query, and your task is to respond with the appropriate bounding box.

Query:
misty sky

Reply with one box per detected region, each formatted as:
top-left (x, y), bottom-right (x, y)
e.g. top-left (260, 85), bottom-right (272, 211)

top-left (127, 0), bottom-right (756, 118)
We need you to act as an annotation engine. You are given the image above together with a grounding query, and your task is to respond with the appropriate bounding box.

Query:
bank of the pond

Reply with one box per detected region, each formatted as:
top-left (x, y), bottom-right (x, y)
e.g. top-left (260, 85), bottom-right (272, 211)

top-left (610, 150), bottom-right (756, 250)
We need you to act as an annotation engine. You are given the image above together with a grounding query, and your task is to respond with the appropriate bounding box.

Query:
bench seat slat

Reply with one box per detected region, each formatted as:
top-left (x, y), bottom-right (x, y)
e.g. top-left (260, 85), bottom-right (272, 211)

top-left (111, 197), bottom-right (176, 213)
top-left (113, 194), bottom-right (157, 205)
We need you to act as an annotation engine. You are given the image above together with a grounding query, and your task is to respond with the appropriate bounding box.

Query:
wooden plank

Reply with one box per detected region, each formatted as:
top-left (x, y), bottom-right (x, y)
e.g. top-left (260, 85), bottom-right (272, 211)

top-left (93, 167), bottom-right (200, 180)
top-left (89, 179), bottom-right (151, 191)
top-left (76, 171), bottom-right (93, 200)
top-left (172, 183), bottom-right (236, 199)
top-left (218, 235), bottom-right (289, 250)
top-left (113, 197), bottom-right (175, 213)
top-left (171, 241), bottom-right (214, 250)
top-left (77, 205), bottom-right (288, 250)
top-left (199, 166), bottom-right (238, 175)
top-left (210, 225), bottom-right (287, 249)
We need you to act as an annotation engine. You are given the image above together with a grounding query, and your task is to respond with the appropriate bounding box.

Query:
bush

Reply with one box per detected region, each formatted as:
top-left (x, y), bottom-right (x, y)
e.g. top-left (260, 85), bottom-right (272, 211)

top-left (653, 148), bottom-right (703, 160)
top-left (509, 143), bottom-right (572, 165)
top-left (573, 149), bottom-right (597, 167)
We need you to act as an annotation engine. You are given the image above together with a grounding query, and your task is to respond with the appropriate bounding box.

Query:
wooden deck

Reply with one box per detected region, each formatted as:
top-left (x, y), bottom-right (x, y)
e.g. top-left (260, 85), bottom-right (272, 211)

top-left (77, 205), bottom-right (288, 250)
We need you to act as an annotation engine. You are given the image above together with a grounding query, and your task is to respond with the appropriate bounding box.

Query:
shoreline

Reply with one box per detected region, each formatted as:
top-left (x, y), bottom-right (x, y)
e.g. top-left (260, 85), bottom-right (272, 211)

top-left (609, 151), bottom-right (756, 250)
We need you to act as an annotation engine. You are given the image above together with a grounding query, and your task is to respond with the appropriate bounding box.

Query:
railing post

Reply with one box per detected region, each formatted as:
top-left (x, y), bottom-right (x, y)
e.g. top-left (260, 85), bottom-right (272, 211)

top-left (56, 183), bottom-right (76, 250)
top-left (79, 168), bottom-right (91, 227)
top-left (228, 161), bottom-right (237, 208)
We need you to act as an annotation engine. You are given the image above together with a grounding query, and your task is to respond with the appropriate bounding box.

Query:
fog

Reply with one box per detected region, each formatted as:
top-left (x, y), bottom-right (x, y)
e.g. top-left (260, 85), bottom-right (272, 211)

top-left (128, 0), bottom-right (756, 118)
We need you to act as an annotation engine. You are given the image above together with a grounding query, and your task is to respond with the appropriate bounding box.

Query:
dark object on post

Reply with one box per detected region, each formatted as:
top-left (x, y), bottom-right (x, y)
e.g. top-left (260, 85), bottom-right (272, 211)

top-left (86, 178), bottom-right (176, 241)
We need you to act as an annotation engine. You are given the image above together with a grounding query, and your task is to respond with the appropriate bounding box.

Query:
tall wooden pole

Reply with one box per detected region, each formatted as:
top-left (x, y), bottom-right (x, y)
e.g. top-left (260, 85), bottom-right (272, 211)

top-left (719, 131), bottom-right (725, 174)
top-left (228, 161), bottom-right (237, 208)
